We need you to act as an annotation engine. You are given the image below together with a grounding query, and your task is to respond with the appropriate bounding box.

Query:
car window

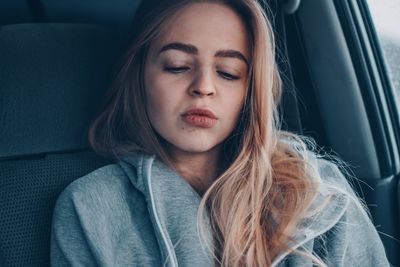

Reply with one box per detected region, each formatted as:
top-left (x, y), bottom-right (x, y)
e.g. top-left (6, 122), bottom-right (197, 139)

top-left (366, 0), bottom-right (400, 106)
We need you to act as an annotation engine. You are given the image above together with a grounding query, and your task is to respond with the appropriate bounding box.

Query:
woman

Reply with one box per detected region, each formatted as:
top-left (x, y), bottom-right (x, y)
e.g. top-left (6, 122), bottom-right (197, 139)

top-left (51, 0), bottom-right (390, 266)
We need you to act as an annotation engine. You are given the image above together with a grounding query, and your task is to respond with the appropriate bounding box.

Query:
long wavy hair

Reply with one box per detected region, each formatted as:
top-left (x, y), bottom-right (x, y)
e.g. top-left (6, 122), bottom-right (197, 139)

top-left (89, 0), bottom-right (329, 265)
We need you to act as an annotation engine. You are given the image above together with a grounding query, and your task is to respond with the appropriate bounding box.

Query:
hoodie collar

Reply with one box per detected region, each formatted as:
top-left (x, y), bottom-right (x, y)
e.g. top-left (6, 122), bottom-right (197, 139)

top-left (119, 151), bottom-right (349, 267)
top-left (119, 152), bottom-right (214, 267)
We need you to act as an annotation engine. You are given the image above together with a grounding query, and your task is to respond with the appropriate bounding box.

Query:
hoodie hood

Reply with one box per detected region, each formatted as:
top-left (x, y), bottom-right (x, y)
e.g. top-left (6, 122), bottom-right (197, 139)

top-left (118, 150), bottom-right (350, 267)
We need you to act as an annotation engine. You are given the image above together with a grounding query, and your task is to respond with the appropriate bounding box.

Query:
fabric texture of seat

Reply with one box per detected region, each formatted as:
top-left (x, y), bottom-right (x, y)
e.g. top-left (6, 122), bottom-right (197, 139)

top-left (0, 23), bottom-right (126, 158)
top-left (0, 152), bottom-right (110, 267)
top-left (0, 23), bottom-right (126, 266)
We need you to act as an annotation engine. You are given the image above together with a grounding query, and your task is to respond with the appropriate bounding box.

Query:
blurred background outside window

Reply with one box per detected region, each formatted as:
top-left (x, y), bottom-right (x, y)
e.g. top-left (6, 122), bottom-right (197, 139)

top-left (366, 0), bottom-right (400, 106)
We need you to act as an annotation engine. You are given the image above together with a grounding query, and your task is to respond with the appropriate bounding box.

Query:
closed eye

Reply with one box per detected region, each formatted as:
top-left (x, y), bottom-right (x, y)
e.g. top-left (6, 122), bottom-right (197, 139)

top-left (163, 66), bottom-right (190, 73)
top-left (217, 71), bottom-right (240, 81)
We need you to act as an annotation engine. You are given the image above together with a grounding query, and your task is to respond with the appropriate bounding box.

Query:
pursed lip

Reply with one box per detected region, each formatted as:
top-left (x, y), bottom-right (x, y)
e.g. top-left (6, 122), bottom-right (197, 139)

top-left (181, 108), bottom-right (218, 119)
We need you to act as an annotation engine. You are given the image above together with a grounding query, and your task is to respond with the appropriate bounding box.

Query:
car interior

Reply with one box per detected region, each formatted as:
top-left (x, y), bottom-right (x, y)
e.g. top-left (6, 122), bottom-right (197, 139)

top-left (0, 0), bottom-right (399, 266)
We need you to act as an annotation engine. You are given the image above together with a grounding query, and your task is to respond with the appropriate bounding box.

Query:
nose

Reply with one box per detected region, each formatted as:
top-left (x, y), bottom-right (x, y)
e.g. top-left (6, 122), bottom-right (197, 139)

top-left (189, 70), bottom-right (216, 97)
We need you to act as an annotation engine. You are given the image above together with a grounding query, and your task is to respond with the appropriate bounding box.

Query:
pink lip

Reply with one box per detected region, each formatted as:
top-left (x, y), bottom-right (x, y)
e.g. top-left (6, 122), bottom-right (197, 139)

top-left (182, 108), bottom-right (217, 119)
top-left (181, 108), bottom-right (218, 128)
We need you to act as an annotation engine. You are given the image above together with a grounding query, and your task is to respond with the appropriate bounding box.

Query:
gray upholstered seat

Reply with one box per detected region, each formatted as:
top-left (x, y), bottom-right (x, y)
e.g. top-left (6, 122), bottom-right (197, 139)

top-left (0, 23), bottom-right (127, 267)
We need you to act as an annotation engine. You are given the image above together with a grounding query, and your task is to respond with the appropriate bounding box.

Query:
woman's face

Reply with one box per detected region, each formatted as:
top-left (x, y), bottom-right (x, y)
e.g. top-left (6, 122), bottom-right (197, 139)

top-left (144, 2), bottom-right (250, 155)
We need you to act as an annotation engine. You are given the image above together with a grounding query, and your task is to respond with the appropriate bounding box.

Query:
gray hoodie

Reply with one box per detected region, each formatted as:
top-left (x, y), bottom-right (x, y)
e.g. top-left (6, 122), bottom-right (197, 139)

top-left (51, 150), bottom-right (390, 266)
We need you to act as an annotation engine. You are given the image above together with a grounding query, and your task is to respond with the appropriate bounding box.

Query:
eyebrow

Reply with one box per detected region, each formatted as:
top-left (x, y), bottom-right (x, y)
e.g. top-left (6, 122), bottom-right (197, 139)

top-left (215, 50), bottom-right (249, 66)
top-left (159, 42), bottom-right (198, 55)
top-left (159, 42), bottom-right (249, 66)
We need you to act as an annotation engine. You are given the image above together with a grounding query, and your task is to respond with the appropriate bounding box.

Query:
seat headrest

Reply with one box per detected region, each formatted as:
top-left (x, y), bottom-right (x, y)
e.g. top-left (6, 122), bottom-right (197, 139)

top-left (0, 23), bottom-right (127, 159)
top-left (0, 0), bottom-right (142, 27)
top-left (41, 0), bottom-right (142, 28)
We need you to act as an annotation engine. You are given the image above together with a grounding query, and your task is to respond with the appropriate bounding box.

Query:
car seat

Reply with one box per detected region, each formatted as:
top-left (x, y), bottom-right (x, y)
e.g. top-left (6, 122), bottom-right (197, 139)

top-left (0, 23), bottom-right (129, 267)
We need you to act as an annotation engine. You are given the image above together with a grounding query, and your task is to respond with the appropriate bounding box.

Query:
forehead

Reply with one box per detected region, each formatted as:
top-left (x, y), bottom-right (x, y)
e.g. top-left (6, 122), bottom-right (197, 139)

top-left (152, 2), bottom-right (250, 57)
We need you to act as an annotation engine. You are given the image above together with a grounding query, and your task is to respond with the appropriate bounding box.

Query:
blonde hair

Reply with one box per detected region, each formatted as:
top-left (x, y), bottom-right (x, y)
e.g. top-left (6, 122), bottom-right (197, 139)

top-left (89, 0), bottom-right (330, 265)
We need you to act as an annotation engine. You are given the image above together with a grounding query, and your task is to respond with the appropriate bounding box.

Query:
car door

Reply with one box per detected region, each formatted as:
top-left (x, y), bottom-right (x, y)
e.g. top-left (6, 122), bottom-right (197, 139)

top-left (283, 0), bottom-right (399, 265)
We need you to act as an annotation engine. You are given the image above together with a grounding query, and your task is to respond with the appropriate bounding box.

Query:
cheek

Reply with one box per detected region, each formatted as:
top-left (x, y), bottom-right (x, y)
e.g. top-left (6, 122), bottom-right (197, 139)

top-left (146, 84), bottom-right (168, 123)
top-left (224, 87), bottom-right (246, 121)
top-left (145, 66), bottom-right (165, 118)
top-left (145, 74), bottom-right (182, 126)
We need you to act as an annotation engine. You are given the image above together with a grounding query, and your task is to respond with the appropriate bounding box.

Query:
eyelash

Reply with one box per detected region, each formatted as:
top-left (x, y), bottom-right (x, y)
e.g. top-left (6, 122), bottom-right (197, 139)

top-left (163, 66), bottom-right (190, 73)
top-left (163, 66), bottom-right (240, 81)
top-left (217, 71), bottom-right (240, 81)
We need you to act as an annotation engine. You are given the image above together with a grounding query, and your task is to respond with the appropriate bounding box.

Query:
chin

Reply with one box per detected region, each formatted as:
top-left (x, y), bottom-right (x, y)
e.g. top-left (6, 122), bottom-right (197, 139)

top-left (164, 138), bottom-right (219, 154)
top-left (176, 142), bottom-right (217, 154)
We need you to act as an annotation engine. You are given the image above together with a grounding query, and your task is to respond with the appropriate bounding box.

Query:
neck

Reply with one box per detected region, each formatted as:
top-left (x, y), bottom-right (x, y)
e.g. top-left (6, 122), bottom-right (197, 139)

top-left (165, 145), bottom-right (222, 196)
